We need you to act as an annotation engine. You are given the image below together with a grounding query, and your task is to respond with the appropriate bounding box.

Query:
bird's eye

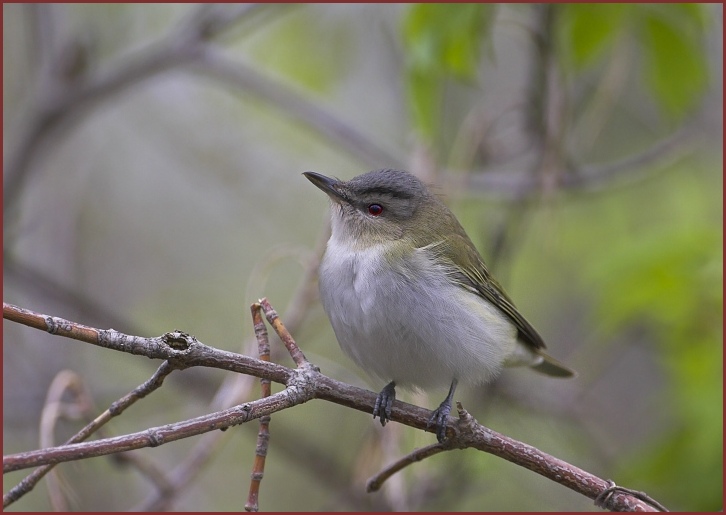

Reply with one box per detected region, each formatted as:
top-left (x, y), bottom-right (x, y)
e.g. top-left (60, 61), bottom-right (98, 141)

top-left (368, 204), bottom-right (383, 216)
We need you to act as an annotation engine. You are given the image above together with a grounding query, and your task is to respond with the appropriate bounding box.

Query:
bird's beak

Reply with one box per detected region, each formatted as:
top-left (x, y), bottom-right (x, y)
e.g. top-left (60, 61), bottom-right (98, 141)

top-left (303, 171), bottom-right (347, 203)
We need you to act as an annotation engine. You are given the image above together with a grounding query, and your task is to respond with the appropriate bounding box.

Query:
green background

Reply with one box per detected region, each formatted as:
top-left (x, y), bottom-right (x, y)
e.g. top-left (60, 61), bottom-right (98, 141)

top-left (3, 3), bottom-right (722, 511)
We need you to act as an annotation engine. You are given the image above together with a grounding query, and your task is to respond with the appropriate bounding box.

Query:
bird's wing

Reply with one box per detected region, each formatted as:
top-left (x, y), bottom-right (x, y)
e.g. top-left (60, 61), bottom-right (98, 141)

top-left (430, 233), bottom-right (547, 351)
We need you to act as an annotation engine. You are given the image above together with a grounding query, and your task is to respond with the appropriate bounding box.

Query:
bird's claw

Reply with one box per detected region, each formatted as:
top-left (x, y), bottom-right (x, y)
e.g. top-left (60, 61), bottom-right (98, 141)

top-left (373, 381), bottom-right (396, 427)
top-left (427, 400), bottom-right (452, 443)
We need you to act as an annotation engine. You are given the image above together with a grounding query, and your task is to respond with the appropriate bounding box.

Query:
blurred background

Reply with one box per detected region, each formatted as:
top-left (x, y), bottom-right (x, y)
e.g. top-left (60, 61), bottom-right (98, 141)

top-left (3, 3), bottom-right (722, 511)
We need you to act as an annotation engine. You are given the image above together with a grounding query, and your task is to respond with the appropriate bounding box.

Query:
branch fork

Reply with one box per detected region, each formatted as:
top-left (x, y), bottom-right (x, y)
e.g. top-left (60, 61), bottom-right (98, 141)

top-left (3, 300), bottom-right (666, 512)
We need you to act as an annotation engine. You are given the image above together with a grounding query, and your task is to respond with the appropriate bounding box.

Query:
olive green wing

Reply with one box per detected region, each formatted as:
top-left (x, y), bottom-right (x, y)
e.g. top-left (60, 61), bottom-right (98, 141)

top-left (435, 233), bottom-right (548, 351)
top-left (420, 232), bottom-right (576, 377)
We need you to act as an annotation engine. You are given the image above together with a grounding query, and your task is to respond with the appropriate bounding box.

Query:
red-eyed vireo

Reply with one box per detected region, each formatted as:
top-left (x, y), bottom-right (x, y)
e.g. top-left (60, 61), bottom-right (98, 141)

top-left (303, 169), bottom-right (575, 442)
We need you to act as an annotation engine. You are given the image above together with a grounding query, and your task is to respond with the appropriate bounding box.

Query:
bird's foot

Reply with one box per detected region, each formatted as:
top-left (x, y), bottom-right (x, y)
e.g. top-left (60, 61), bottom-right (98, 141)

top-left (373, 381), bottom-right (396, 426)
top-left (427, 380), bottom-right (458, 443)
top-left (427, 397), bottom-right (453, 443)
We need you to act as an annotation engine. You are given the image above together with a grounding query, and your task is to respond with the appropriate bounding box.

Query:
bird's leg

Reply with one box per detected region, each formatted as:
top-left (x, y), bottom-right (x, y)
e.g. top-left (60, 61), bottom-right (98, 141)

top-left (373, 381), bottom-right (396, 426)
top-left (428, 379), bottom-right (458, 443)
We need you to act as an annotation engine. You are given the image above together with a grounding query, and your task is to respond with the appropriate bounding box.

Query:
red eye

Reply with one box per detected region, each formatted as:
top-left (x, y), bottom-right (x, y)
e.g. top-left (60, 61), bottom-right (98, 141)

top-left (368, 204), bottom-right (383, 216)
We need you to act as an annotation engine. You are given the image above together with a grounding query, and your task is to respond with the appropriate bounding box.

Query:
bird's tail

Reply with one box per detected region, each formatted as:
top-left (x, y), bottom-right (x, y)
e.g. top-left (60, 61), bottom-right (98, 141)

top-left (531, 351), bottom-right (577, 378)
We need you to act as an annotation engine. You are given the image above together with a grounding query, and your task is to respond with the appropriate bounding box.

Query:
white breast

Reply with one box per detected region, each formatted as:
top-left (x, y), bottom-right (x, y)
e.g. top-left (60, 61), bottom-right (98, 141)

top-left (318, 237), bottom-right (520, 391)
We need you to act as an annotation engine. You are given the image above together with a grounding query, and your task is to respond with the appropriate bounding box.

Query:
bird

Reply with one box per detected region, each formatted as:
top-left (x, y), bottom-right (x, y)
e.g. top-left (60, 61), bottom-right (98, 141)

top-left (303, 169), bottom-right (575, 442)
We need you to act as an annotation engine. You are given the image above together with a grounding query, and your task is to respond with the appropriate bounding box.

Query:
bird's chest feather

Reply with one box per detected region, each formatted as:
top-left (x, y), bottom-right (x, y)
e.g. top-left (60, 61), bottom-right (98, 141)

top-left (318, 238), bottom-right (516, 388)
top-left (319, 241), bottom-right (393, 327)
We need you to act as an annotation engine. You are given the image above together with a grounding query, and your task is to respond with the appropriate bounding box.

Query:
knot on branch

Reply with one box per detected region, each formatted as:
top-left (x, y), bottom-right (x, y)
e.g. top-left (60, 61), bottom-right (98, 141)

top-left (442, 401), bottom-right (480, 447)
top-left (284, 362), bottom-right (320, 405)
top-left (146, 429), bottom-right (165, 447)
top-left (162, 330), bottom-right (197, 350)
top-left (44, 316), bottom-right (73, 334)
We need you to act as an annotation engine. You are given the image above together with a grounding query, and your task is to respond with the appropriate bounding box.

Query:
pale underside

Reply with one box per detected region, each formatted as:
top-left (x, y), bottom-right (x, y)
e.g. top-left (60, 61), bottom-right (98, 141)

top-left (319, 236), bottom-right (542, 391)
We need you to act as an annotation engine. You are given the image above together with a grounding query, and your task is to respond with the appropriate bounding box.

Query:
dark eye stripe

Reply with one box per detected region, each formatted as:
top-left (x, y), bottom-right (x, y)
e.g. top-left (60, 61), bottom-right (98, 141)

top-left (361, 187), bottom-right (415, 200)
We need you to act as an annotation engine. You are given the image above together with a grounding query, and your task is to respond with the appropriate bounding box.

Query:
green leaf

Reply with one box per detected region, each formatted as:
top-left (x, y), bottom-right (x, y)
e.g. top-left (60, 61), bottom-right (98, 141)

top-left (401, 3), bottom-right (494, 140)
top-left (641, 7), bottom-right (709, 118)
top-left (557, 4), bottom-right (711, 119)
top-left (559, 4), bottom-right (630, 70)
top-left (588, 226), bottom-right (721, 335)
top-left (405, 68), bottom-right (443, 143)
top-left (403, 4), bottom-right (491, 78)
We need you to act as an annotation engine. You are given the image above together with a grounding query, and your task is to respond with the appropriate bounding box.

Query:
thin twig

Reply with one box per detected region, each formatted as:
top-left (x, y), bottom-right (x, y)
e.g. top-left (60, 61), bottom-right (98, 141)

top-left (454, 120), bottom-right (700, 199)
top-left (366, 442), bottom-right (447, 493)
top-left (259, 297), bottom-right (308, 367)
top-left (245, 303), bottom-right (273, 512)
top-left (39, 370), bottom-right (91, 511)
top-left (3, 361), bottom-right (178, 508)
top-left (565, 123), bottom-right (700, 190)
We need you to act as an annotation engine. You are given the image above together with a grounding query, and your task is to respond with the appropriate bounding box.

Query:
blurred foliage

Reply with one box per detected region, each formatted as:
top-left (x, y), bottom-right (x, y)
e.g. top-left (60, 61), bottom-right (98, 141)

top-left (581, 163), bottom-right (722, 511)
top-left (558, 3), bottom-right (710, 119)
top-left (402, 3), bottom-right (712, 144)
top-left (402, 3), bottom-right (495, 141)
top-left (454, 156), bottom-right (722, 511)
top-left (246, 8), bottom-right (352, 94)
top-left (3, 3), bottom-right (722, 512)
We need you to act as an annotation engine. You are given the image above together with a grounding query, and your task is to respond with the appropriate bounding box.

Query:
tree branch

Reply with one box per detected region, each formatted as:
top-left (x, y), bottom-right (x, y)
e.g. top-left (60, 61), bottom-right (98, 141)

top-left (3, 301), bottom-right (666, 511)
top-left (449, 116), bottom-right (701, 200)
